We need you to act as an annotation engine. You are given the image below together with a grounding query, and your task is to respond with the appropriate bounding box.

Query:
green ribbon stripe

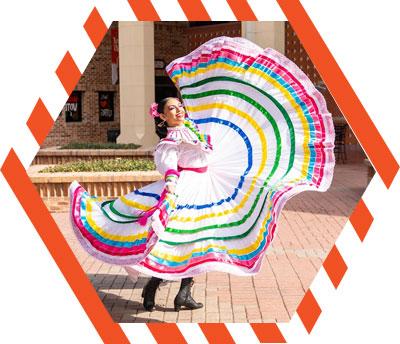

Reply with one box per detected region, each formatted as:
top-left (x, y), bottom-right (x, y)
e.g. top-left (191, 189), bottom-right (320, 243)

top-left (158, 86), bottom-right (293, 235)
top-left (180, 76), bottom-right (295, 170)
top-left (159, 80), bottom-right (295, 238)
top-left (101, 78), bottom-right (296, 241)
top-left (97, 81), bottom-right (297, 247)
top-left (99, 200), bottom-right (142, 224)
top-left (159, 188), bottom-right (275, 246)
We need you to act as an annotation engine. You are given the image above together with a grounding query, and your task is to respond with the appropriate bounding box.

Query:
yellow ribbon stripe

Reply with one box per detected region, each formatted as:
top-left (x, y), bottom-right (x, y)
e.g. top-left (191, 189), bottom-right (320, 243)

top-left (169, 102), bottom-right (267, 222)
top-left (149, 192), bottom-right (274, 261)
top-left (173, 61), bottom-right (311, 182)
top-left (85, 197), bottom-right (148, 242)
top-left (120, 196), bottom-right (153, 211)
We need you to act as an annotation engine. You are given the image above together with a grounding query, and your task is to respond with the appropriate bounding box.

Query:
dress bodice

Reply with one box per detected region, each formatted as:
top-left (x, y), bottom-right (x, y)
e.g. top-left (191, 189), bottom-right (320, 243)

top-left (154, 125), bottom-right (211, 175)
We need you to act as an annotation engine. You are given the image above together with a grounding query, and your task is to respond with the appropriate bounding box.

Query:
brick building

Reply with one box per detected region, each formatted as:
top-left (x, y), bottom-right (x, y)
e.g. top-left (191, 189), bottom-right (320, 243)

top-left (43, 21), bottom-right (246, 148)
top-left (44, 21), bottom-right (362, 162)
top-left (43, 22), bottom-right (120, 147)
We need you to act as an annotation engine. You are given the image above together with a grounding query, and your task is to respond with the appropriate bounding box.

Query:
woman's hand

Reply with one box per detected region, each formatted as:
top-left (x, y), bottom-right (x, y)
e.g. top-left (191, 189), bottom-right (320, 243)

top-left (166, 183), bottom-right (176, 194)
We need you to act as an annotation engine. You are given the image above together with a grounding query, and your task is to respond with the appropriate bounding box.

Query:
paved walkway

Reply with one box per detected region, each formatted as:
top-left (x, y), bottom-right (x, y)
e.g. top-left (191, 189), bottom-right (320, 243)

top-left (52, 163), bottom-right (369, 323)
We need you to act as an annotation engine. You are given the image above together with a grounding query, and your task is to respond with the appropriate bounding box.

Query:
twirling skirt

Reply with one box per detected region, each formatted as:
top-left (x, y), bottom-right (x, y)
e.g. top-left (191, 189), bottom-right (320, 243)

top-left (70, 36), bottom-right (335, 280)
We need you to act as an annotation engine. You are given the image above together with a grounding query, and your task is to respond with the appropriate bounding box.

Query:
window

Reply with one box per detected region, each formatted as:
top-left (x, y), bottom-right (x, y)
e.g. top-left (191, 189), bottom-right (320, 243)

top-left (64, 91), bottom-right (82, 122)
top-left (99, 91), bottom-right (114, 122)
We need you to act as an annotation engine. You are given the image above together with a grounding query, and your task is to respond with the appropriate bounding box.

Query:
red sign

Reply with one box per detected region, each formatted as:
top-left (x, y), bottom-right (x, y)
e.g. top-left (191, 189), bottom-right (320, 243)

top-left (111, 28), bottom-right (118, 64)
top-left (111, 28), bottom-right (119, 85)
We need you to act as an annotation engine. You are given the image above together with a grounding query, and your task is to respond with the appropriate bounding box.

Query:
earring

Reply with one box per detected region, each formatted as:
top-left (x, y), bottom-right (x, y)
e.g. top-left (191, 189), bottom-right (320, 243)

top-left (158, 120), bottom-right (166, 127)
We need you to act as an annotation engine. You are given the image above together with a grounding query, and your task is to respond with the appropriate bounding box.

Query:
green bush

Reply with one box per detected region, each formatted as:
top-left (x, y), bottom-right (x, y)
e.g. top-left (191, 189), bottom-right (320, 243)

top-left (40, 159), bottom-right (156, 173)
top-left (60, 142), bottom-right (141, 150)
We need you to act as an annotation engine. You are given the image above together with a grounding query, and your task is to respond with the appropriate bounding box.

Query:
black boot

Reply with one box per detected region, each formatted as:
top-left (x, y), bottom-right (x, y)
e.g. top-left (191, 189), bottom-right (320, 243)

top-left (142, 277), bottom-right (162, 311)
top-left (174, 277), bottom-right (203, 311)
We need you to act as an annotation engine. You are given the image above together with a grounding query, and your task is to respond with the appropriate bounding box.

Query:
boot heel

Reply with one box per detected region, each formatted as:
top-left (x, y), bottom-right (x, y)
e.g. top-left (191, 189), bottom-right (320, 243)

top-left (174, 278), bottom-right (203, 311)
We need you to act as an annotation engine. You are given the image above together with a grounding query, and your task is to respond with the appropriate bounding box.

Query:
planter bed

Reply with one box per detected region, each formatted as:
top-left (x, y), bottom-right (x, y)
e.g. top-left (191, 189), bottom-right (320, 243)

top-left (30, 171), bottom-right (161, 213)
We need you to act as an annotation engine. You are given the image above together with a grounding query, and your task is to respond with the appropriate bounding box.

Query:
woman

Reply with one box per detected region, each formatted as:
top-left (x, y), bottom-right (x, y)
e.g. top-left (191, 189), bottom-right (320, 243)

top-left (140, 97), bottom-right (207, 312)
top-left (70, 36), bottom-right (335, 312)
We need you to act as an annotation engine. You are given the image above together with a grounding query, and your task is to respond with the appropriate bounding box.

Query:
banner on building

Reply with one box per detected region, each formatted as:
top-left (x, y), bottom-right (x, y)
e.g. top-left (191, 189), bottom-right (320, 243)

top-left (64, 91), bottom-right (82, 122)
top-left (99, 92), bottom-right (114, 122)
top-left (111, 28), bottom-right (118, 85)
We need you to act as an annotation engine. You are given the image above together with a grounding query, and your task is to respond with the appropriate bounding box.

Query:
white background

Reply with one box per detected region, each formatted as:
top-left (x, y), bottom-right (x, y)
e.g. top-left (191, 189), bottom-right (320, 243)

top-left (0, 0), bottom-right (399, 343)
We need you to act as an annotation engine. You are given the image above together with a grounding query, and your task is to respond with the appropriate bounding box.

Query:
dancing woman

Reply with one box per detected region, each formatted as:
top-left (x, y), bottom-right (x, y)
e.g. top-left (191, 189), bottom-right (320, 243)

top-left (70, 36), bottom-right (335, 311)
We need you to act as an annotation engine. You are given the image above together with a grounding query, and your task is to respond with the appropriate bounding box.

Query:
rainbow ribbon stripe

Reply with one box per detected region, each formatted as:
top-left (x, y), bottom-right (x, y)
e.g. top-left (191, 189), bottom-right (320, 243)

top-left (70, 37), bottom-right (335, 278)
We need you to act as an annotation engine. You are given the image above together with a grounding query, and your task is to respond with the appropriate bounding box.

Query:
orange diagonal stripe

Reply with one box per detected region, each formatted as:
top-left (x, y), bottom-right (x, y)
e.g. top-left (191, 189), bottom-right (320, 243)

top-left (323, 245), bottom-right (348, 289)
top-left (177, 0), bottom-right (211, 20)
top-left (226, 0), bottom-right (257, 20)
top-left (199, 323), bottom-right (235, 344)
top-left (56, 51), bottom-right (81, 95)
top-left (0, 149), bottom-right (129, 344)
top-left (26, 98), bottom-right (54, 146)
top-left (84, 7), bottom-right (108, 49)
top-left (127, 0), bottom-right (160, 20)
top-left (276, 0), bottom-right (399, 188)
top-left (251, 323), bottom-right (286, 343)
top-left (350, 198), bottom-right (374, 242)
top-left (297, 289), bottom-right (322, 334)
top-left (147, 324), bottom-right (187, 344)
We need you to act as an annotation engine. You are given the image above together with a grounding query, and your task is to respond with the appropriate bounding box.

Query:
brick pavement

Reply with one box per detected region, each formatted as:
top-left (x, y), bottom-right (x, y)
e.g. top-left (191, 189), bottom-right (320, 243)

top-left (52, 163), bottom-right (369, 323)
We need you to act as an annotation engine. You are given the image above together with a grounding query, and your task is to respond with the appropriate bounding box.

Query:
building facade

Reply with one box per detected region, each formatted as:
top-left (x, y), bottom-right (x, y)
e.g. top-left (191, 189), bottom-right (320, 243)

top-left (43, 22), bottom-right (120, 147)
top-left (43, 21), bottom-right (285, 148)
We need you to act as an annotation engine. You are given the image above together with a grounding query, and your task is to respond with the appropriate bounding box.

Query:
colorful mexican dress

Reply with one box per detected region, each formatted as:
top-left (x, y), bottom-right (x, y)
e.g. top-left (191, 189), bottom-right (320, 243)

top-left (70, 36), bottom-right (335, 280)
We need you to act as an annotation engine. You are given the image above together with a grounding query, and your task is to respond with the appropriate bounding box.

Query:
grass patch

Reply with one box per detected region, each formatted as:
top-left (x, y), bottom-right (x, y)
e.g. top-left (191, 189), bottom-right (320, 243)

top-left (40, 159), bottom-right (155, 173)
top-left (60, 142), bottom-right (141, 150)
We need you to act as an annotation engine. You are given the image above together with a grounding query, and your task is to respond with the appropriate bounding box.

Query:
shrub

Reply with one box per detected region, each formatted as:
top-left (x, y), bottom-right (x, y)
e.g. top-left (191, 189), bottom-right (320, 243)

top-left (40, 159), bottom-right (155, 173)
top-left (60, 142), bottom-right (141, 150)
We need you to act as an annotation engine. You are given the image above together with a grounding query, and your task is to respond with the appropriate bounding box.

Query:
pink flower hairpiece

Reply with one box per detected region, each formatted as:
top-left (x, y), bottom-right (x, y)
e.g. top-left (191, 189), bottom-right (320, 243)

top-left (149, 102), bottom-right (159, 118)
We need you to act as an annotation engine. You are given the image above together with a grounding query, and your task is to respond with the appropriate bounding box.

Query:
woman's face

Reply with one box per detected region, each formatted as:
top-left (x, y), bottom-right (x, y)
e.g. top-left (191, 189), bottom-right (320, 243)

top-left (160, 98), bottom-right (185, 127)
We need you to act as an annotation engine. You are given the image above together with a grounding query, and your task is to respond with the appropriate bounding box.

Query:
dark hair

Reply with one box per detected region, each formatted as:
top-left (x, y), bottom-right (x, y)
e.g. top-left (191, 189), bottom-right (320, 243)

top-left (154, 97), bottom-right (178, 139)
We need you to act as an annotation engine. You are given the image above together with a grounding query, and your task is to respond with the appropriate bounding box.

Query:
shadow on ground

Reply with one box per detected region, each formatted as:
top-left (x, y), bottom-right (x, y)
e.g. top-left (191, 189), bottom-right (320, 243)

top-left (91, 276), bottom-right (178, 322)
top-left (96, 289), bottom-right (168, 323)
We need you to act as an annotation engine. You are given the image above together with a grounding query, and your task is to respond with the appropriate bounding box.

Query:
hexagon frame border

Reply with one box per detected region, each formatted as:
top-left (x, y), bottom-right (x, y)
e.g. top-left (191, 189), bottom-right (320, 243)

top-left (1, 1), bottom-right (398, 343)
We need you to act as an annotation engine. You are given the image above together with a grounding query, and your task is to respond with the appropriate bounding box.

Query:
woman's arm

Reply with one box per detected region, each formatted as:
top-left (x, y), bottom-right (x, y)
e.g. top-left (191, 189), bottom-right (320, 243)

top-left (154, 144), bottom-right (180, 194)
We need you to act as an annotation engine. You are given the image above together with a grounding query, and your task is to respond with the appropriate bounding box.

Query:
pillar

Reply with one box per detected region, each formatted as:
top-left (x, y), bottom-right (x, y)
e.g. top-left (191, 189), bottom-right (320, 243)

top-left (117, 22), bottom-right (158, 148)
top-left (242, 22), bottom-right (285, 53)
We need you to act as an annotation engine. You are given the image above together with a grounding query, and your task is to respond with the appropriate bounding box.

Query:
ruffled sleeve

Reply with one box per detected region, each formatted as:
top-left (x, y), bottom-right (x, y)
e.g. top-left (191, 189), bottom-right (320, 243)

top-left (154, 143), bottom-right (180, 187)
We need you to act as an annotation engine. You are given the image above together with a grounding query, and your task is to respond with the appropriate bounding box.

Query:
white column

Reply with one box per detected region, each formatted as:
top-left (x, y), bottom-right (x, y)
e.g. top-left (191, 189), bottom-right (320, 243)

top-left (242, 22), bottom-right (285, 53)
top-left (117, 22), bottom-right (158, 148)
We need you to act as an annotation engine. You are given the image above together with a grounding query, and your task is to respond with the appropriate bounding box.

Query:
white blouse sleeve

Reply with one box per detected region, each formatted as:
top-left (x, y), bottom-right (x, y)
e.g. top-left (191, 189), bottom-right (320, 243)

top-left (154, 143), bottom-right (180, 186)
